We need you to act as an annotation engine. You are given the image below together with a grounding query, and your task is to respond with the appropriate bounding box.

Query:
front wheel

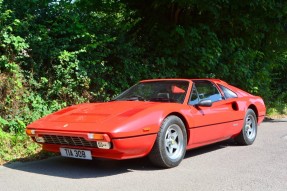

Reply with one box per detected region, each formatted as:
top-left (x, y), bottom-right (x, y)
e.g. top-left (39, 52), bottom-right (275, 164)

top-left (235, 109), bottom-right (257, 145)
top-left (148, 115), bottom-right (187, 168)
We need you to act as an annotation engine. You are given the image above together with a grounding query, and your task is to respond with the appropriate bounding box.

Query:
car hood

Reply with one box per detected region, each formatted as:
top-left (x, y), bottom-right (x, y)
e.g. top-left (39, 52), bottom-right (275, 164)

top-left (48, 101), bottom-right (157, 123)
top-left (27, 101), bottom-right (168, 136)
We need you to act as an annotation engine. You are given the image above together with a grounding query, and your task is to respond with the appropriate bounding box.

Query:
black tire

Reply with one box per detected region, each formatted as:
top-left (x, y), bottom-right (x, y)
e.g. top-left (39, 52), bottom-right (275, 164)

top-left (148, 115), bottom-right (187, 168)
top-left (235, 109), bottom-right (257, 145)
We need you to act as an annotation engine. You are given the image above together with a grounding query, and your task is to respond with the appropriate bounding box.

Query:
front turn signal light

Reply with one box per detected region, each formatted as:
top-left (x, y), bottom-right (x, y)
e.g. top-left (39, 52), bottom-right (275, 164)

top-left (87, 133), bottom-right (111, 142)
top-left (26, 129), bottom-right (36, 135)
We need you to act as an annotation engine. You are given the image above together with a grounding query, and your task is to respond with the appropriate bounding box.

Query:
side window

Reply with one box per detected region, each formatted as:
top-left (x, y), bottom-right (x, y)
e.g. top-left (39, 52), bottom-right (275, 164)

top-left (194, 81), bottom-right (223, 103)
top-left (219, 85), bottom-right (238, 99)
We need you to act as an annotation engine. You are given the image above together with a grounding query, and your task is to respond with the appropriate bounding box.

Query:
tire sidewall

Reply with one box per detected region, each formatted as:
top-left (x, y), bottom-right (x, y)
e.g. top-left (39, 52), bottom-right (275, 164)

top-left (159, 116), bottom-right (187, 167)
top-left (242, 109), bottom-right (257, 145)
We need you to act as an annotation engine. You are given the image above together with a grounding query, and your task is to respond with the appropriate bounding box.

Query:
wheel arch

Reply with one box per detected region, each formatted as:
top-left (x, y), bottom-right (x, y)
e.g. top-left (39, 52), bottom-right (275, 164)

top-left (248, 104), bottom-right (259, 122)
top-left (166, 112), bottom-right (190, 144)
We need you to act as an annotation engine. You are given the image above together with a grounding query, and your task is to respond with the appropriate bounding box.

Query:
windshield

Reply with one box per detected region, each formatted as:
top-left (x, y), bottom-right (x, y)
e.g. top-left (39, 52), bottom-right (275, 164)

top-left (113, 80), bottom-right (189, 104)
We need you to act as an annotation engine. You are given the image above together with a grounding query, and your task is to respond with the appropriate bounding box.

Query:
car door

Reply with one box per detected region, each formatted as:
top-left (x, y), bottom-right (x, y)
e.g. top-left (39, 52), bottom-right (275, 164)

top-left (188, 80), bottom-right (241, 146)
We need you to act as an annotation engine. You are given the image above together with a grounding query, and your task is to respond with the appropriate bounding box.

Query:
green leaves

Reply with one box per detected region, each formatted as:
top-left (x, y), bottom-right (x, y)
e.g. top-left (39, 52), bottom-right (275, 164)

top-left (123, 0), bottom-right (287, 106)
top-left (0, 117), bottom-right (9, 128)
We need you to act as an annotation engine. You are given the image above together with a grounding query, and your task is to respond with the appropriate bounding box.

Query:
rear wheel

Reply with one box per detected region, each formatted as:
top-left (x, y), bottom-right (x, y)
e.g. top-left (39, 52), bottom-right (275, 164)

top-left (235, 109), bottom-right (257, 145)
top-left (148, 115), bottom-right (187, 168)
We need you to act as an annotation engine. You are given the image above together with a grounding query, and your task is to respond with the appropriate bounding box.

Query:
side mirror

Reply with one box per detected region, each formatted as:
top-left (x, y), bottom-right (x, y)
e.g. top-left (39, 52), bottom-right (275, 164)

top-left (196, 99), bottom-right (212, 107)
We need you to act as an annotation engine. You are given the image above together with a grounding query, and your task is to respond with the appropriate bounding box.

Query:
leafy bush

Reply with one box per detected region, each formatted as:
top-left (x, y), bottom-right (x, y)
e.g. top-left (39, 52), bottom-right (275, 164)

top-left (0, 128), bottom-right (40, 164)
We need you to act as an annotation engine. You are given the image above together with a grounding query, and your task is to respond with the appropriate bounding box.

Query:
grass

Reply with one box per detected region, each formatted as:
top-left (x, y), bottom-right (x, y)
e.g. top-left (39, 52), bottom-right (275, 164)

top-left (266, 102), bottom-right (287, 119)
top-left (0, 129), bottom-right (48, 165)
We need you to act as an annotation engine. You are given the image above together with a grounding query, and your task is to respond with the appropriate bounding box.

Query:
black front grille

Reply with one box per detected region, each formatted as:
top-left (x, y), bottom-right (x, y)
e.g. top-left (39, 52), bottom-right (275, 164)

top-left (42, 135), bottom-right (98, 148)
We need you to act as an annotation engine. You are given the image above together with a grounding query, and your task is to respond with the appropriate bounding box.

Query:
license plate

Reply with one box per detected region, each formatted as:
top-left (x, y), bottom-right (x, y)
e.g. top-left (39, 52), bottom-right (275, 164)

top-left (60, 148), bottom-right (92, 160)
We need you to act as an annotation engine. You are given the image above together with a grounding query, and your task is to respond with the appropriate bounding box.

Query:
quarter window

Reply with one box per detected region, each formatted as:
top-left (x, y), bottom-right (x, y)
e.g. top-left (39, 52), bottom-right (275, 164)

top-left (219, 85), bottom-right (238, 99)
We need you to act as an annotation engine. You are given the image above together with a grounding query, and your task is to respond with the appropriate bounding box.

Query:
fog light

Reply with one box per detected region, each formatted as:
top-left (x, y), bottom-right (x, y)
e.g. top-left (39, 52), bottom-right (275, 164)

top-left (35, 136), bottom-right (45, 143)
top-left (97, 142), bottom-right (111, 149)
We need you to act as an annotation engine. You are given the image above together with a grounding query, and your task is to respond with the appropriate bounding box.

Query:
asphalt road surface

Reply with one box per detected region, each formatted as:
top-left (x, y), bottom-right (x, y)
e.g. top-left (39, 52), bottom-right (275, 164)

top-left (1, 119), bottom-right (286, 191)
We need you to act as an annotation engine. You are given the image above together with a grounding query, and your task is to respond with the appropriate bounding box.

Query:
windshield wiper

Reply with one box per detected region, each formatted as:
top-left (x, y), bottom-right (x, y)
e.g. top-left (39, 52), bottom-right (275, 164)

top-left (115, 95), bottom-right (145, 101)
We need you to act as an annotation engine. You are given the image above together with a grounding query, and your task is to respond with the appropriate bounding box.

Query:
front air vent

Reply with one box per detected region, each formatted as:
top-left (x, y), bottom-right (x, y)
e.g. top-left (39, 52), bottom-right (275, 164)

top-left (42, 135), bottom-right (98, 148)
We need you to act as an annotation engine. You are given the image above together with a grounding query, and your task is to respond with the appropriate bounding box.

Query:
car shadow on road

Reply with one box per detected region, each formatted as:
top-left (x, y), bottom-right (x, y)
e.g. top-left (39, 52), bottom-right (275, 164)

top-left (263, 117), bottom-right (287, 123)
top-left (184, 139), bottom-right (236, 159)
top-left (3, 139), bottom-right (238, 179)
top-left (3, 156), bottom-right (155, 179)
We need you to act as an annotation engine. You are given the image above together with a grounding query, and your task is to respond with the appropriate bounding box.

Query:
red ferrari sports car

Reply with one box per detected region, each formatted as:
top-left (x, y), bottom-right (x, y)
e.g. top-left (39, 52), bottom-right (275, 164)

top-left (26, 79), bottom-right (265, 168)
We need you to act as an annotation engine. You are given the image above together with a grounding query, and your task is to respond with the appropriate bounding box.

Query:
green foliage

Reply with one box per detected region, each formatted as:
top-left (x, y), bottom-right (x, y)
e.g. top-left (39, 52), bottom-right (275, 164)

top-left (0, 128), bottom-right (40, 164)
top-left (123, 0), bottom-right (287, 105)
top-left (270, 51), bottom-right (287, 106)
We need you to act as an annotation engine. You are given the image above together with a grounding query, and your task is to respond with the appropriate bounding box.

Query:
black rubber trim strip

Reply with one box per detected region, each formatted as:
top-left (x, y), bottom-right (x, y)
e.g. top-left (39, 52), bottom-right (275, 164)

top-left (191, 119), bottom-right (243, 129)
top-left (113, 133), bottom-right (157, 140)
top-left (113, 116), bottom-right (263, 139)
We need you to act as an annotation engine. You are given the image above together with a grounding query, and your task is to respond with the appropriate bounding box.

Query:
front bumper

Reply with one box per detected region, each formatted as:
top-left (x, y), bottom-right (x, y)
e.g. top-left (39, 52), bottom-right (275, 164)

top-left (28, 130), bottom-right (157, 160)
